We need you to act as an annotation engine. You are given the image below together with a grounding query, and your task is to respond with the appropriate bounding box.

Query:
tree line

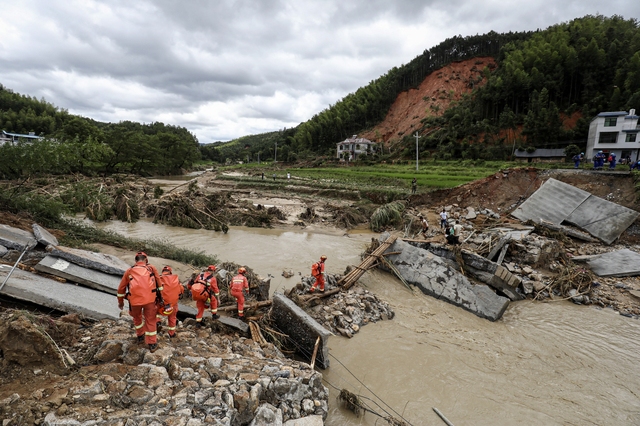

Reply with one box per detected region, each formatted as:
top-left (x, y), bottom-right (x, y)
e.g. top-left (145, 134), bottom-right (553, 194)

top-left (0, 85), bottom-right (200, 179)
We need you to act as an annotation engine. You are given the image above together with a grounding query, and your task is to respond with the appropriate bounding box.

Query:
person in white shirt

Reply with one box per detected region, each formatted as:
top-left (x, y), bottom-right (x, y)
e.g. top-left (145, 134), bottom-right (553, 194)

top-left (439, 209), bottom-right (448, 229)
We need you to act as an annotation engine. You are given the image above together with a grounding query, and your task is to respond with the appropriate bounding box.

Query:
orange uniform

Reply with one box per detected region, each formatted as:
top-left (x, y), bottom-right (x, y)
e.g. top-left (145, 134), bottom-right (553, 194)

top-left (117, 260), bottom-right (164, 346)
top-left (230, 272), bottom-right (249, 317)
top-left (188, 270), bottom-right (220, 323)
top-left (158, 271), bottom-right (184, 337)
top-left (309, 257), bottom-right (326, 292)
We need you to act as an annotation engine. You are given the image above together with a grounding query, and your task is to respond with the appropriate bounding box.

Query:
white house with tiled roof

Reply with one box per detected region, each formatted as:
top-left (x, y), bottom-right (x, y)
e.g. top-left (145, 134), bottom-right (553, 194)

top-left (586, 109), bottom-right (640, 161)
top-left (336, 135), bottom-right (376, 161)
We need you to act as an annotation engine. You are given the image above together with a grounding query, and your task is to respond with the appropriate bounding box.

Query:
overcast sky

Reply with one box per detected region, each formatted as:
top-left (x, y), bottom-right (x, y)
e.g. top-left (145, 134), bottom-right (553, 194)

top-left (1, 1), bottom-right (638, 143)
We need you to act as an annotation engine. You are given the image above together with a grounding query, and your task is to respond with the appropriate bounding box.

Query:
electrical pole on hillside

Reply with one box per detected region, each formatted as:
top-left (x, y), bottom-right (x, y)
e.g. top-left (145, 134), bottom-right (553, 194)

top-left (414, 131), bottom-right (421, 171)
top-left (274, 141), bottom-right (278, 162)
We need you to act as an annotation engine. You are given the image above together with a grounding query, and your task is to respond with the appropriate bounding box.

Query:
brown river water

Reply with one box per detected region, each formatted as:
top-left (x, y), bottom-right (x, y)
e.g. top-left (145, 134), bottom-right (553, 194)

top-left (92, 219), bottom-right (640, 426)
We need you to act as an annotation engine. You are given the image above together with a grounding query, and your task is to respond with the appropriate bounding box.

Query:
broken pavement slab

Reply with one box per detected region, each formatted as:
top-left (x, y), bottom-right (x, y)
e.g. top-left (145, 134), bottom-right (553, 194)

top-left (47, 245), bottom-right (130, 276)
top-left (388, 239), bottom-right (510, 321)
top-left (35, 255), bottom-right (121, 293)
top-left (0, 265), bottom-right (121, 320)
top-left (0, 224), bottom-right (37, 251)
top-left (587, 249), bottom-right (640, 277)
top-left (271, 293), bottom-right (332, 369)
top-left (32, 223), bottom-right (59, 247)
top-left (34, 255), bottom-right (198, 317)
top-left (217, 316), bottom-right (249, 334)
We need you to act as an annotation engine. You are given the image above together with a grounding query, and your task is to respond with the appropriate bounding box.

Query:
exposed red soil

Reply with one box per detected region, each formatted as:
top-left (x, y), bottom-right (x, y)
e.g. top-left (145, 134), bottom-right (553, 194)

top-left (361, 57), bottom-right (496, 144)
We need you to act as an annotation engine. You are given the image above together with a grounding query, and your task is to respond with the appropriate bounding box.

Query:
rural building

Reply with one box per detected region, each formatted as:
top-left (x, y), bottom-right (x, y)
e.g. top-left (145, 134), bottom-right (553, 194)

top-left (586, 109), bottom-right (640, 162)
top-left (336, 135), bottom-right (376, 161)
top-left (0, 130), bottom-right (43, 145)
top-left (514, 148), bottom-right (566, 163)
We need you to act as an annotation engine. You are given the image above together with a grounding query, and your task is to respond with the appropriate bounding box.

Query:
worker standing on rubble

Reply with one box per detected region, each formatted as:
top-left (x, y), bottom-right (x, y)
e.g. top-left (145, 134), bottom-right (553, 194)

top-left (439, 208), bottom-right (448, 229)
top-left (157, 265), bottom-right (184, 338)
top-left (231, 267), bottom-right (250, 318)
top-left (453, 220), bottom-right (463, 245)
top-left (419, 214), bottom-right (429, 238)
top-left (187, 265), bottom-right (220, 327)
top-left (309, 255), bottom-right (327, 293)
top-left (117, 251), bottom-right (164, 353)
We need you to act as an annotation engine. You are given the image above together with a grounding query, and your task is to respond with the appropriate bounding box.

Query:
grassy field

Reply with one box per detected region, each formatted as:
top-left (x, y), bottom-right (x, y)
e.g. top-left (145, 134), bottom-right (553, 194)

top-left (219, 160), bottom-right (536, 191)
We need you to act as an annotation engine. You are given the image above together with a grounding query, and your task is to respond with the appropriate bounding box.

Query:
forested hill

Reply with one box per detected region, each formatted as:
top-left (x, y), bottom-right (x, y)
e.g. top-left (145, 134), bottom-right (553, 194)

top-left (0, 86), bottom-right (200, 177)
top-left (210, 14), bottom-right (640, 163)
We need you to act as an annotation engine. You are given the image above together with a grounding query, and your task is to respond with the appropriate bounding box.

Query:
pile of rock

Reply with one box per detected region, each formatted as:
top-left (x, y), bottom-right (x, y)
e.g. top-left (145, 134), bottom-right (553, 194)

top-left (0, 310), bottom-right (328, 426)
top-left (297, 275), bottom-right (395, 338)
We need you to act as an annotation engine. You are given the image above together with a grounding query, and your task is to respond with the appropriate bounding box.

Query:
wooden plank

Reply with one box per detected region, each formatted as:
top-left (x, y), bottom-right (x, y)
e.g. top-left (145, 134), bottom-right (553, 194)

top-left (496, 243), bottom-right (509, 266)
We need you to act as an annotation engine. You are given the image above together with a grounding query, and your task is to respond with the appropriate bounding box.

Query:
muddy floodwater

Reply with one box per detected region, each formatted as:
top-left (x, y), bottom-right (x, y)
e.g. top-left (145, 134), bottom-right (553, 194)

top-left (93, 220), bottom-right (640, 426)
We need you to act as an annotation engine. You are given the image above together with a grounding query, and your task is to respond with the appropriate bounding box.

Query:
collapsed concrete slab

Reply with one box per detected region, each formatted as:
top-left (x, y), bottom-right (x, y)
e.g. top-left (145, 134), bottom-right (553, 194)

top-left (405, 240), bottom-right (522, 301)
top-left (47, 246), bottom-right (130, 276)
top-left (511, 178), bottom-right (639, 244)
top-left (386, 239), bottom-right (510, 321)
top-left (586, 249), bottom-right (640, 277)
top-left (34, 255), bottom-right (198, 317)
top-left (565, 196), bottom-right (639, 245)
top-left (0, 224), bottom-right (37, 251)
top-left (512, 178), bottom-right (590, 225)
top-left (32, 223), bottom-right (59, 247)
top-left (271, 293), bottom-right (332, 369)
top-left (0, 246), bottom-right (7, 258)
top-left (218, 316), bottom-right (249, 334)
top-left (35, 255), bottom-right (121, 293)
top-left (0, 265), bottom-right (120, 320)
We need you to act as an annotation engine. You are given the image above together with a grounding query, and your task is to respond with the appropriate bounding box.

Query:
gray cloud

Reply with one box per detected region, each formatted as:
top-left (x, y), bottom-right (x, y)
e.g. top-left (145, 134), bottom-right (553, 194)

top-left (0, 0), bottom-right (638, 142)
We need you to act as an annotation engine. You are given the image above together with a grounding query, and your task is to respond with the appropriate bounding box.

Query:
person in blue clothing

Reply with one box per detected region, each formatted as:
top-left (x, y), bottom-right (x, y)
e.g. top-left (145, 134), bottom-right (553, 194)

top-left (608, 152), bottom-right (617, 169)
top-left (572, 152), bottom-right (584, 168)
top-left (631, 160), bottom-right (640, 171)
top-left (593, 151), bottom-right (605, 170)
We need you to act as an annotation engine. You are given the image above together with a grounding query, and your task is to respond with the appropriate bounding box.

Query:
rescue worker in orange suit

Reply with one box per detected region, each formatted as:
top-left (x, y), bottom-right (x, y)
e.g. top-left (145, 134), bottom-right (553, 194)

top-left (230, 267), bottom-right (250, 318)
top-left (187, 265), bottom-right (220, 327)
top-left (156, 265), bottom-right (184, 338)
top-left (309, 255), bottom-right (327, 293)
top-left (117, 252), bottom-right (164, 353)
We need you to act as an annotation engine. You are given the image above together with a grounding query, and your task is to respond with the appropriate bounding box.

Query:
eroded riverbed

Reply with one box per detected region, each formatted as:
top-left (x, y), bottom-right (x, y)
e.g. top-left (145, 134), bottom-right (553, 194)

top-left (92, 220), bottom-right (640, 425)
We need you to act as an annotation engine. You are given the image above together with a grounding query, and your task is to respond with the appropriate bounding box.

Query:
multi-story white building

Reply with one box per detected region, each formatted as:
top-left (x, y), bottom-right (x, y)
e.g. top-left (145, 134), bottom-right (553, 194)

top-left (336, 135), bottom-right (376, 161)
top-left (586, 109), bottom-right (640, 161)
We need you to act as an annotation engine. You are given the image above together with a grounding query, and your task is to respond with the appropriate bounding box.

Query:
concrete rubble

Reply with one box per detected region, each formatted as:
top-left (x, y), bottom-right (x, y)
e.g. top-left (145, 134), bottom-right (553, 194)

top-left (583, 249), bottom-right (640, 277)
top-left (299, 275), bottom-right (395, 338)
top-left (0, 309), bottom-right (329, 425)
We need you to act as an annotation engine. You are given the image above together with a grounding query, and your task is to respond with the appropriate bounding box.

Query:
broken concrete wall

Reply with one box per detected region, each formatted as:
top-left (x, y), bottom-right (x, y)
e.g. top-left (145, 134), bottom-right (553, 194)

top-left (271, 293), bottom-right (332, 369)
top-left (384, 239), bottom-right (510, 321)
top-left (0, 224), bottom-right (37, 251)
top-left (47, 246), bottom-right (130, 276)
top-left (509, 234), bottom-right (561, 268)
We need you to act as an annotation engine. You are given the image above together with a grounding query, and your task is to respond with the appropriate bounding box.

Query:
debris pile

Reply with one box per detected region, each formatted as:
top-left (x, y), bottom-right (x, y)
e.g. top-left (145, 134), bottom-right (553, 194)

top-left (285, 274), bottom-right (395, 338)
top-left (0, 309), bottom-right (329, 425)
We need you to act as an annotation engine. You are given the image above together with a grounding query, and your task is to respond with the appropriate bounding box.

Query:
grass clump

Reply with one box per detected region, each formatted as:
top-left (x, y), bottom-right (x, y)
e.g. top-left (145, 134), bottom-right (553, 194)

top-left (370, 201), bottom-right (405, 232)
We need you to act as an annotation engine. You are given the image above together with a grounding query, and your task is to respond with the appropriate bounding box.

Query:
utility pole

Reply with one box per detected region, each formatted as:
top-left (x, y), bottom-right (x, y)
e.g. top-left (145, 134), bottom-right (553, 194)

top-left (414, 131), bottom-right (421, 171)
top-left (258, 153), bottom-right (260, 164)
top-left (274, 141), bottom-right (278, 162)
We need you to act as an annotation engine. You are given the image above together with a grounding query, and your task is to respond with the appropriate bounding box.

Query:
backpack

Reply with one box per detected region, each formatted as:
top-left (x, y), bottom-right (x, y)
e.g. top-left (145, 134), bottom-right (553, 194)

top-left (311, 262), bottom-right (321, 277)
top-left (126, 265), bottom-right (157, 305)
top-left (191, 282), bottom-right (209, 302)
top-left (608, 155), bottom-right (613, 162)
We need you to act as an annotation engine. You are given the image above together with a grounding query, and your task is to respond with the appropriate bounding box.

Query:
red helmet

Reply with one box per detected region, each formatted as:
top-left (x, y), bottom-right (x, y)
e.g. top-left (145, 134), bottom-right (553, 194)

top-left (238, 267), bottom-right (246, 274)
top-left (136, 251), bottom-right (148, 258)
top-left (162, 265), bottom-right (173, 274)
top-left (157, 304), bottom-right (174, 317)
top-left (207, 265), bottom-right (217, 271)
